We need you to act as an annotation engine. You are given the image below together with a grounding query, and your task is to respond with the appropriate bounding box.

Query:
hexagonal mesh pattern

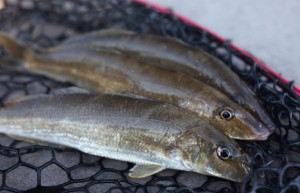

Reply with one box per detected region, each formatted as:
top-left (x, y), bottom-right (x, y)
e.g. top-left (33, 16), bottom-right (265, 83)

top-left (0, 0), bottom-right (299, 193)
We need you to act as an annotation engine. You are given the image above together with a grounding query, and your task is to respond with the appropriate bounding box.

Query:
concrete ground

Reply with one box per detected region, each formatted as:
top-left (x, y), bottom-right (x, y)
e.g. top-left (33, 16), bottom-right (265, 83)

top-left (146, 0), bottom-right (300, 87)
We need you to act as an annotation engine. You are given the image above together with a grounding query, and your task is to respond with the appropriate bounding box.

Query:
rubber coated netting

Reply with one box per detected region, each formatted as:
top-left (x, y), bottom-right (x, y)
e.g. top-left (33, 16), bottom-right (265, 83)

top-left (0, 0), bottom-right (299, 193)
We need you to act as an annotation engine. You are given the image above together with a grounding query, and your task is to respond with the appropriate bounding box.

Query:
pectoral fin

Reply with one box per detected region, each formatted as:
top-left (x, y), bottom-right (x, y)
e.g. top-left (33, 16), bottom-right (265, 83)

top-left (129, 164), bottom-right (166, 178)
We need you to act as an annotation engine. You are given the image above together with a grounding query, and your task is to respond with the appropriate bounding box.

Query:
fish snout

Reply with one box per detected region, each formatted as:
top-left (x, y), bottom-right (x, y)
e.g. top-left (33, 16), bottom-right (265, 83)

top-left (265, 122), bottom-right (277, 133)
top-left (236, 112), bottom-right (272, 140)
top-left (248, 103), bottom-right (277, 133)
top-left (232, 120), bottom-right (271, 141)
top-left (239, 95), bottom-right (276, 133)
top-left (219, 155), bottom-right (251, 182)
top-left (255, 123), bottom-right (272, 140)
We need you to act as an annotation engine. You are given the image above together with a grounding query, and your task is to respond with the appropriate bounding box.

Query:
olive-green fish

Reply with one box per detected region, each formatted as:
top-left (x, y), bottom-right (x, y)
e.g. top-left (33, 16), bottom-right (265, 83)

top-left (0, 32), bottom-right (270, 140)
top-left (0, 93), bottom-right (251, 182)
top-left (56, 29), bottom-right (276, 133)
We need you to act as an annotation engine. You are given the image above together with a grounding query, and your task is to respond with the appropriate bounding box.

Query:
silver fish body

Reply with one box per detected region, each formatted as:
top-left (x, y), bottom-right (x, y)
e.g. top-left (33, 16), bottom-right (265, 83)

top-left (0, 93), bottom-right (250, 182)
top-left (58, 29), bottom-right (276, 132)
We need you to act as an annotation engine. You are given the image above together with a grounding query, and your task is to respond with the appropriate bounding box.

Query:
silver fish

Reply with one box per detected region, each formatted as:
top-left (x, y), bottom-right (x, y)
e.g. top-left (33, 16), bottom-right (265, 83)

top-left (0, 93), bottom-right (251, 182)
top-left (58, 29), bottom-right (276, 132)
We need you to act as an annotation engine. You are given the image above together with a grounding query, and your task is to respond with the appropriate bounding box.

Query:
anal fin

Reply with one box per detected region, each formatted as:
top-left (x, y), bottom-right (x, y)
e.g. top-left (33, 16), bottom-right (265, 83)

top-left (129, 164), bottom-right (166, 178)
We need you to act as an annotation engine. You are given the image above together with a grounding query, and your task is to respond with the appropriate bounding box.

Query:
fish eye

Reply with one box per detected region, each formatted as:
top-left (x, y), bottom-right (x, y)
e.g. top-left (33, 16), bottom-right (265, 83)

top-left (219, 108), bottom-right (234, 120)
top-left (217, 146), bottom-right (232, 160)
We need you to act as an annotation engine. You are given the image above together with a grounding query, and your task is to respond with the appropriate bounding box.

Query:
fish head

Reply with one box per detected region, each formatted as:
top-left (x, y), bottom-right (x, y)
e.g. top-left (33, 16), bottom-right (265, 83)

top-left (178, 126), bottom-right (251, 182)
top-left (199, 142), bottom-right (251, 182)
top-left (208, 97), bottom-right (271, 140)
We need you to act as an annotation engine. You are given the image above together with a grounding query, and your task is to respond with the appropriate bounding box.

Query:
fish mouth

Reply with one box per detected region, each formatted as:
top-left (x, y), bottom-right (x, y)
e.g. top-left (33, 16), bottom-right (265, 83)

top-left (266, 122), bottom-right (277, 132)
top-left (241, 98), bottom-right (277, 133)
top-left (256, 111), bottom-right (277, 133)
top-left (257, 120), bottom-right (278, 140)
top-left (211, 165), bottom-right (250, 182)
top-left (233, 124), bottom-right (271, 141)
top-left (203, 157), bottom-right (251, 182)
top-left (255, 126), bottom-right (271, 141)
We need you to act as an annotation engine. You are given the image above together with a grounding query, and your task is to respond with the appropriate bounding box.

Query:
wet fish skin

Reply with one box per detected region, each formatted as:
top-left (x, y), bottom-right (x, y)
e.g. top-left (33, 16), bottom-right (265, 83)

top-left (0, 93), bottom-right (251, 182)
top-left (57, 29), bottom-right (275, 132)
top-left (0, 33), bottom-right (270, 140)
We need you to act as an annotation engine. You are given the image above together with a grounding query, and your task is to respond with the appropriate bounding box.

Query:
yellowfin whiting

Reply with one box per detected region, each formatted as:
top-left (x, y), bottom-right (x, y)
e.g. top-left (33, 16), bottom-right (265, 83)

top-left (0, 32), bottom-right (270, 140)
top-left (0, 93), bottom-right (251, 182)
top-left (57, 29), bottom-right (276, 133)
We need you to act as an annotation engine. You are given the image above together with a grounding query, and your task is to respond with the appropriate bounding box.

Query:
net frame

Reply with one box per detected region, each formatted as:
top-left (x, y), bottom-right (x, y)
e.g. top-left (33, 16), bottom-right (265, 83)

top-left (0, 0), bottom-right (299, 193)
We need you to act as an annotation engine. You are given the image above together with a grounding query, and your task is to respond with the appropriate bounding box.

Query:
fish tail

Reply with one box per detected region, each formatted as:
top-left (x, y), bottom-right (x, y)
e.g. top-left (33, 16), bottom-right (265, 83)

top-left (0, 32), bottom-right (33, 60)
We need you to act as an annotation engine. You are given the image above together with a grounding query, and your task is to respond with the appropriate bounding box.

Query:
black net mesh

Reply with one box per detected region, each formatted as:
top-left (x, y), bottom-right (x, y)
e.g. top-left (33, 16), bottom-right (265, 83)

top-left (0, 0), bottom-right (299, 192)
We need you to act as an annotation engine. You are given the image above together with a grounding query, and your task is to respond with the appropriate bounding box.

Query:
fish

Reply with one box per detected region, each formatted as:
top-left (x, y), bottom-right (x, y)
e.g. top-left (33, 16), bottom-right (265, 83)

top-left (0, 93), bottom-right (251, 182)
top-left (55, 29), bottom-right (276, 133)
top-left (0, 32), bottom-right (270, 140)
